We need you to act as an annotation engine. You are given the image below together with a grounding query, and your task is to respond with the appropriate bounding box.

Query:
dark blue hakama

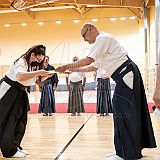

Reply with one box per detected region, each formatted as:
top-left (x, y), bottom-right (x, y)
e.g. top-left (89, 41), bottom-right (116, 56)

top-left (97, 78), bottom-right (113, 114)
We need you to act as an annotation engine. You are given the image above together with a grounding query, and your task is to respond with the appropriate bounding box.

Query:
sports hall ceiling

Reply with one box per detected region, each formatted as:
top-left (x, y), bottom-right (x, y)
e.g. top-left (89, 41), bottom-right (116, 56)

top-left (0, 0), bottom-right (155, 19)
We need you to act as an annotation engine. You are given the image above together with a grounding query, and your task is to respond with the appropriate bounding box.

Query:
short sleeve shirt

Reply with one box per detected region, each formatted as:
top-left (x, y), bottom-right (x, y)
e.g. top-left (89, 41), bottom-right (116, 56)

top-left (88, 32), bottom-right (128, 77)
top-left (6, 58), bottom-right (35, 86)
top-left (66, 72), bottom-right (85, 82)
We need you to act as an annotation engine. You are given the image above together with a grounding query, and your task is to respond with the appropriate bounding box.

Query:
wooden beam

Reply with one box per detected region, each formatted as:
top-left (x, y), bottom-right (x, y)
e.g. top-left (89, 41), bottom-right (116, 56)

top-left (120, 0), bottom-right (123, 6)
top-left (72, 5), bottom-right (85, 18)
top-left (7, 0), bottom-right (34, 19)
top-left (146, 0), bottom-right (150, 5)
top-left (22, 9), bottom-right (35, 20)
top-left (7, 0), bottom-right (13, 3)
top-left (52, 0), bottom-right (144, 8)
top-left (0, 0), bottom-right (12, 3)
top-left (0, 0), bottom-right (147, 10)
top-left (0, 0), bottom-right (146, 9)
top-left (74, 5), bottom-right (93, 16)
top-left (83, 7), bottom-right (93, 15)
top-left (127, 7), bottom-right (143, 19)
top-left (147, 0), bottom-right (155, 7)
top-left (73, 0), bottom-right (85, 17)
top-left (144, 0), bottom-right (155, 7)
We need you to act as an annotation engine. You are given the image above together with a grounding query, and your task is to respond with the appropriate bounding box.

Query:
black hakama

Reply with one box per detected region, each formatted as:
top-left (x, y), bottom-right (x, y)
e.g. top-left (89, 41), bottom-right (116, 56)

top-left (39, 79), bottom-right (56, 113)
top-left (0, 76), bottom-right (29, 157)
top-left (38, 64), bottom-right (58, 114)
top-left (111, 58), bottom-right (156, 159)
top-left (97, 78), bottom-right (113, 114)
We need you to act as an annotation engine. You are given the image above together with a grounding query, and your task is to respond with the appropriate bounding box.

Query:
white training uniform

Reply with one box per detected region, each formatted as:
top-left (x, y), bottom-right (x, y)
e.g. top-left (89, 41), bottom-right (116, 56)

top-left (88, 32), bottom-right (128, 78)
top-left (66, 72), bottom-right (85, 83)
top-left (0, 58), bottom-right (35, 99)
top-left (88, 32), bottom-right (133, 89)
top-left (93, 61), bottom-right (108, 79)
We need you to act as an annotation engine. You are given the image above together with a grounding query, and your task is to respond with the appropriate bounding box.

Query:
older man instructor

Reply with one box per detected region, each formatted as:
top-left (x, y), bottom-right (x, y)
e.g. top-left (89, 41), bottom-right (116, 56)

top-left (55, 22), bottom-right (156, 160)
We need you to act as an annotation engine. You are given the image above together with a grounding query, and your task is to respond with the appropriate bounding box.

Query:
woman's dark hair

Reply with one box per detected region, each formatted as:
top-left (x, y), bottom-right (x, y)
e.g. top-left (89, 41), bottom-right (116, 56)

top-left (45, 56), bottom-right (49, 60)
top-left (14, 45), bottom-right (46, 70)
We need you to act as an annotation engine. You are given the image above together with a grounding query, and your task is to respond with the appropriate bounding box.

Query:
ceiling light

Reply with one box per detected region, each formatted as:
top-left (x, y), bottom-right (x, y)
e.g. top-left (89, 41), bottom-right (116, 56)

top-left (92, 18), bottom-right (98, 22)
top-left (21, 22), bottom-right (27, 26)
top-left (110, 17), bottom-right (117, 21)
top-left (4, 24), bottom-right (11, 27)
top-left (130, 16), bottom-right (136, 20)
top-left (73, 19), bottom-right (80, 23)
top-left (37, 22), bottom-right (44, 25)
top-left (120, 17), bottom-right (126, 20)
top-left (55, 21), bottom-right (61, 24)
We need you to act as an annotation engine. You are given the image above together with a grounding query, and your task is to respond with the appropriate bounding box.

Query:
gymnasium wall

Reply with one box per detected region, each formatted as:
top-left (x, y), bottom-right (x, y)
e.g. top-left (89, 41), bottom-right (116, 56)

top-left (0, 8), bottom-right (143, 64)
top-left (0, 7), bottom-right (156, 96)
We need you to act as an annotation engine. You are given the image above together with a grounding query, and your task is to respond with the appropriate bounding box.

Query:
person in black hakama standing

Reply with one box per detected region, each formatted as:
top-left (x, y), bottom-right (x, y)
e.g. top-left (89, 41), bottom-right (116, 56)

top-left (38, 56), bottom-right (59, 116)
top-left (96, 69), bottom-right (113, 116)
top-left (55, 23), bottom-right (157, 160)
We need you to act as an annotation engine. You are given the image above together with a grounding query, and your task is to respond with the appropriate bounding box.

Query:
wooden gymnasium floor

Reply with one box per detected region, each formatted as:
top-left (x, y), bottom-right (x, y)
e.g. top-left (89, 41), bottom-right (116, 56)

top-left (0, 113), bottom-right (159, 160)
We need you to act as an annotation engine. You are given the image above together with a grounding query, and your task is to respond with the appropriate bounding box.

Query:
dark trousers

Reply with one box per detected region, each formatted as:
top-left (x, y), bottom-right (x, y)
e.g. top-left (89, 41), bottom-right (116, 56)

top-left (0, 85), bottom-right (28, 157)
top-left (113, 80), bottom-right (142, 159)
top-left (0, 96), bottom-right (27, 157)
top-left (112, 58), bottom-right (156, 159)
top-left (97, 78), bottom-right (113, 114)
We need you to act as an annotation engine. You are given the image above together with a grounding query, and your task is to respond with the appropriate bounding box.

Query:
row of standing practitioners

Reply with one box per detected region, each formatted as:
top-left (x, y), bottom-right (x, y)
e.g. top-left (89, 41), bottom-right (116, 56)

top-left (0, 22), bottom-right (158, 159)
top-left (38, 55), bottom-right (113, 117)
